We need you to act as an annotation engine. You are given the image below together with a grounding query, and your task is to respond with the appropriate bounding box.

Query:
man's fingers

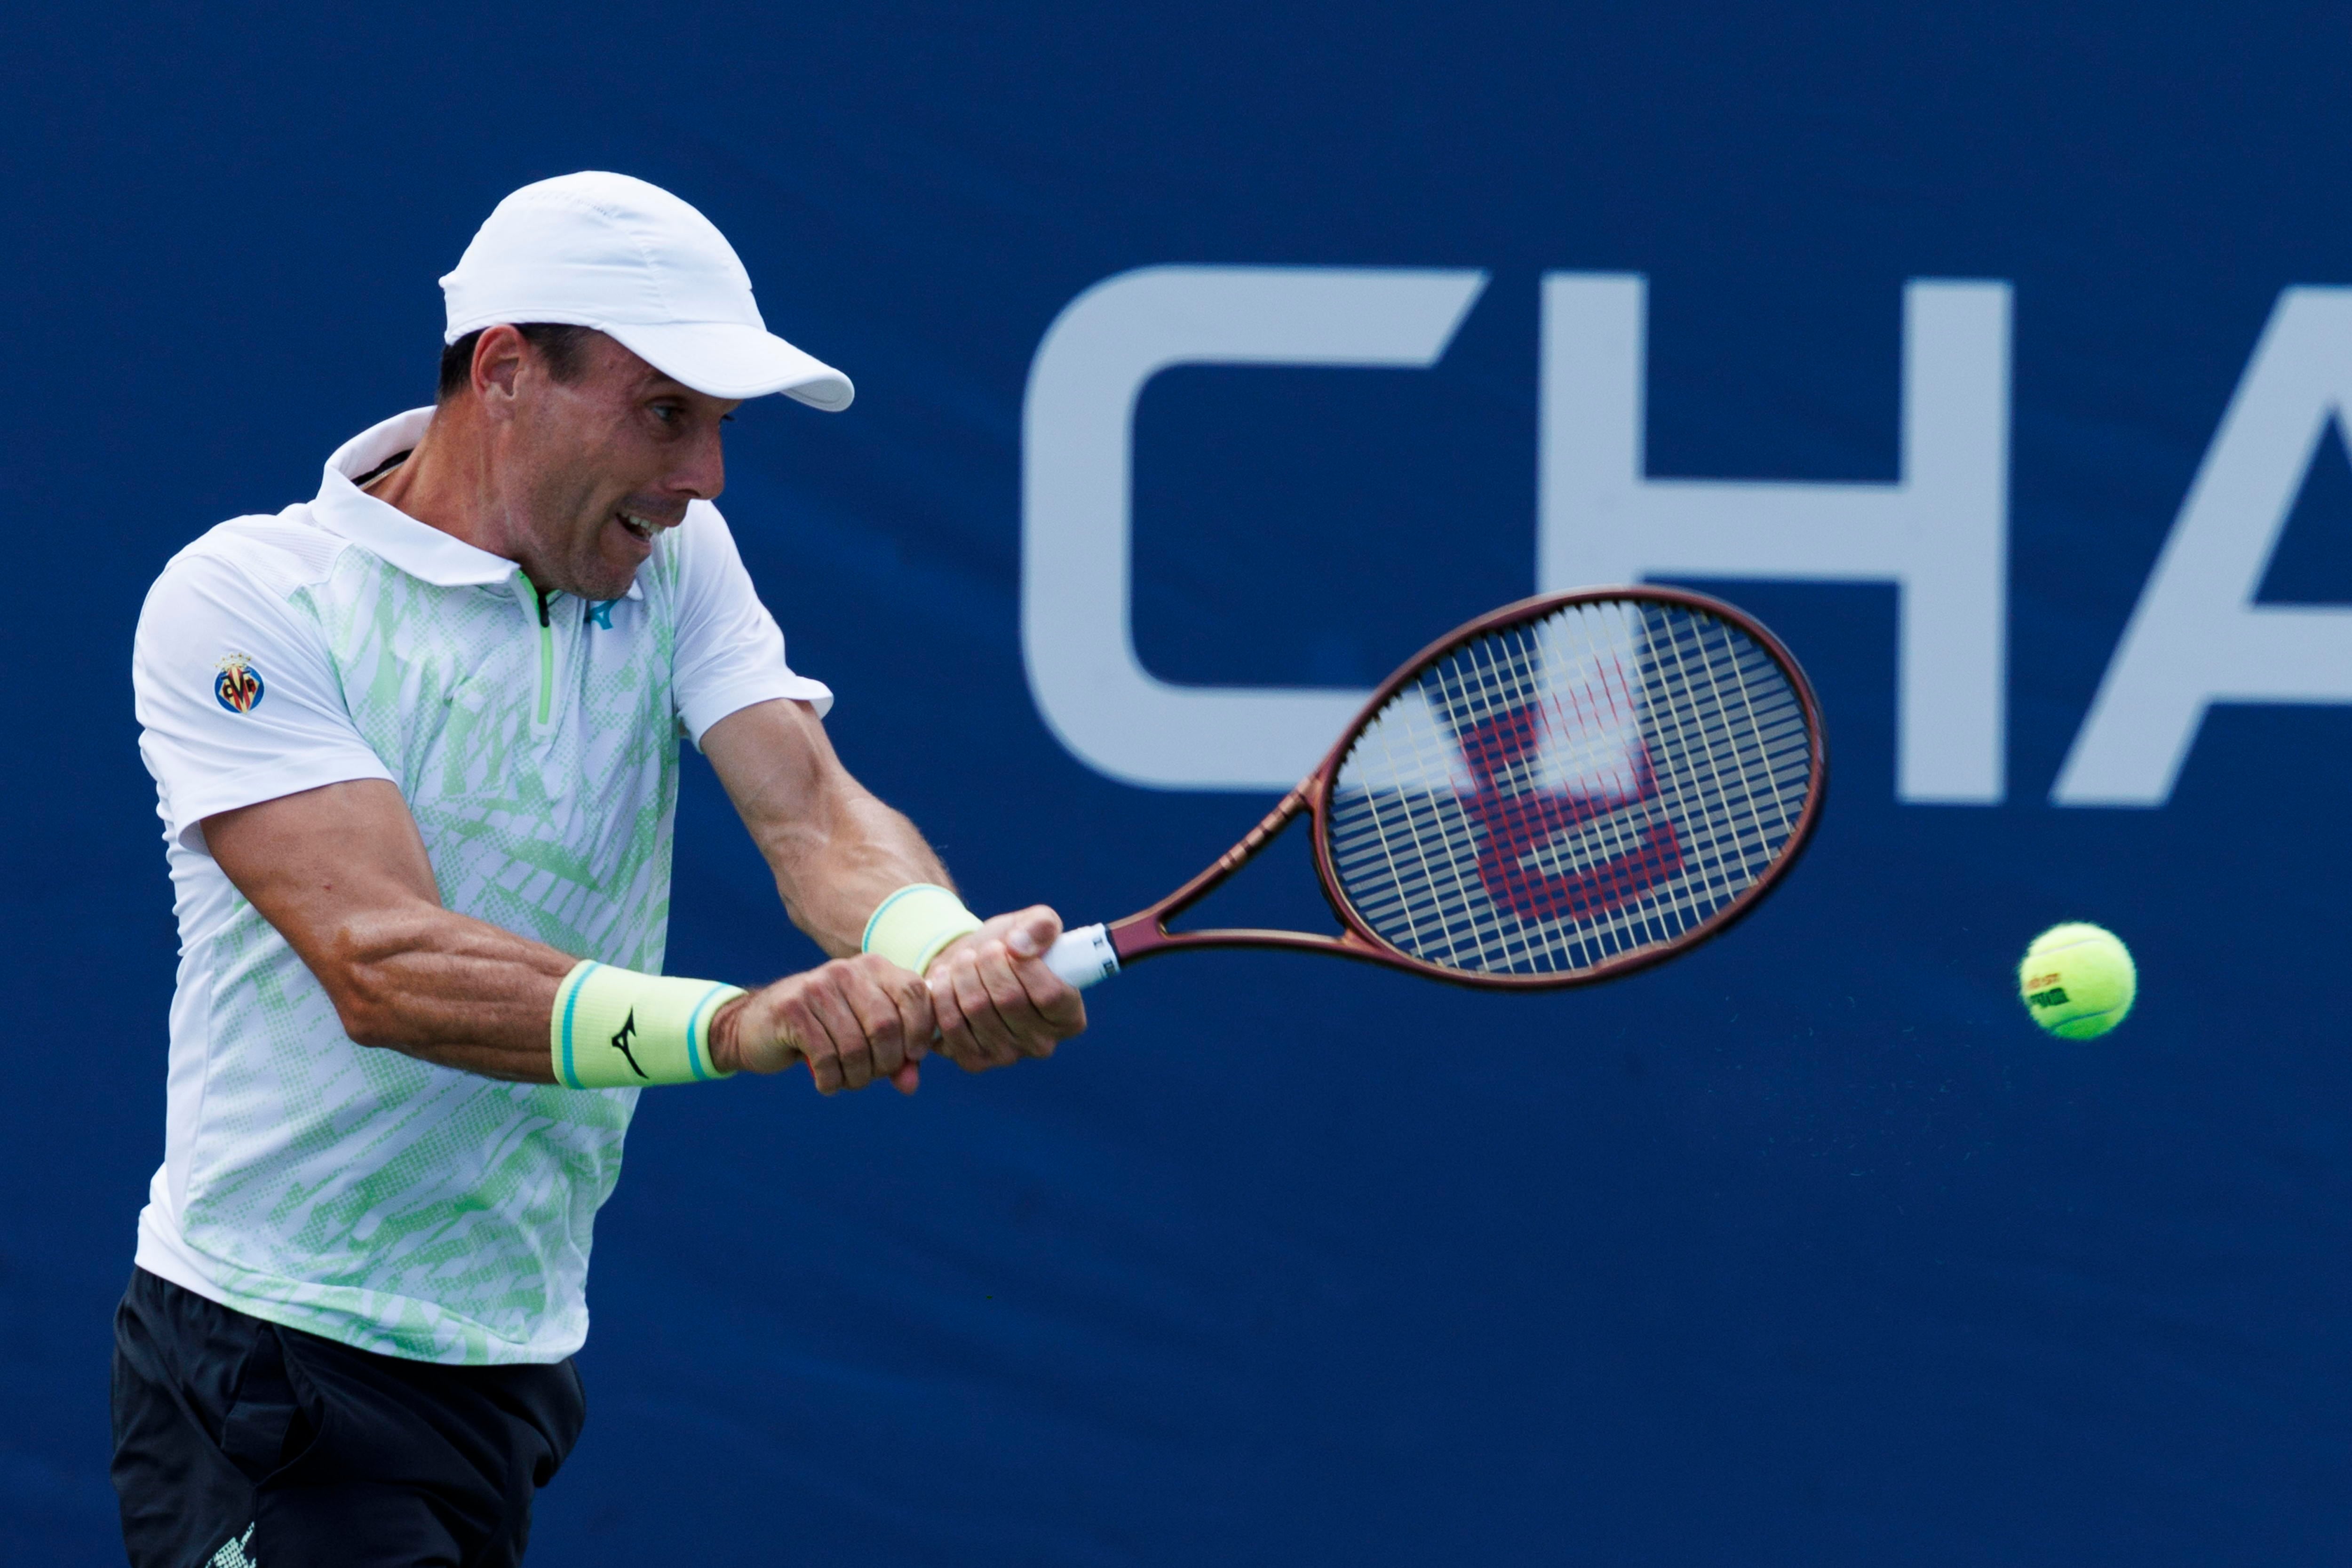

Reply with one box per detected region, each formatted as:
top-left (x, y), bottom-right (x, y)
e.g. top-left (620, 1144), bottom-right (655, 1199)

top-left (946, 947), bottom-right (1021, 1069)
top-left (1004, 907), bottom-right (1061, 962)
top-left (973, 940), bottom-right (1057, 1059)
top-left (739, 958), bottom-right (946, 1095)
top-left (1009, 950), bottom-right (1088, 1039)
top-left (838, 955), bottom-right (912, 1082)
top-left (927, 960), bottom-right (971, 1056)
top-left (801, 976), bottom-right (873, 1090)
top-left (879, 960), bottom-right (935, 1064)
top-left (917, 906), bottom-right (1086, 1074)
top-left (996, 907), bottom-right (1084, 1052)
top-left (775, 992), bottom-right (844, 1094)
top-left (925, 951), bottom-right (989, 1067)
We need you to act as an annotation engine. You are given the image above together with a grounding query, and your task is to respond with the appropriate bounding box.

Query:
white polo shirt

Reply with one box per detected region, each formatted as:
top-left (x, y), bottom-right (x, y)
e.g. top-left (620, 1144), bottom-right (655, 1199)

top-left (131, 408), bottom-right (832, 1364)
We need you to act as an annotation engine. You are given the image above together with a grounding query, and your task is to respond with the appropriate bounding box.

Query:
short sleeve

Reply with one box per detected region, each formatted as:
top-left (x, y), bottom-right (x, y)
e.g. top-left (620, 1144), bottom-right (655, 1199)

top-left (134, 548), bottom-right (396, 851)
top-left (669, 501), bottom-right (834, 745)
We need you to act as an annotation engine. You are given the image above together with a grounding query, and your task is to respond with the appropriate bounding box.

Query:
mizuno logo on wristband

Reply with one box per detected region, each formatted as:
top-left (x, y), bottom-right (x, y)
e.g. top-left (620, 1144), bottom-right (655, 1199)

top-left (609, 1010), bottom-right (647, 1078)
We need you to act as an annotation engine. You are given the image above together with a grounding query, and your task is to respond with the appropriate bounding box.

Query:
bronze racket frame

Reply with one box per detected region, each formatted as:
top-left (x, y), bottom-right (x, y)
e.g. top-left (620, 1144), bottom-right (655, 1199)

top-left (1094, 586), bottom-right (1830, 990)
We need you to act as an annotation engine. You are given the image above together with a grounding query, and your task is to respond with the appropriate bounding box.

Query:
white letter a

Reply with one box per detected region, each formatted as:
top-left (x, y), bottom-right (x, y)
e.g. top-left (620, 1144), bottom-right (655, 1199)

top-left (2056, 288), bottom-right (2352, 805)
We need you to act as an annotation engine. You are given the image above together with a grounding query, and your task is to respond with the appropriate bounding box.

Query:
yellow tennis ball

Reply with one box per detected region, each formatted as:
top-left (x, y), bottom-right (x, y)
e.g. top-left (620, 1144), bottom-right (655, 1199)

top-left (2018, 922), bottom-right (2136, 1039)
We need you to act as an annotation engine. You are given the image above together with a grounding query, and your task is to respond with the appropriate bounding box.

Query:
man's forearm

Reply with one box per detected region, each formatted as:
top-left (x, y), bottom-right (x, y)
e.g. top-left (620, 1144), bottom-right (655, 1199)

top-left (205, 780), bottom-right (579, 1084)
top-left (700, 699), bottom-right (956, 954)
top-left (326, 902), bottom-right (577, 1082)
top-left (771, 791), bottom-right (954, 956)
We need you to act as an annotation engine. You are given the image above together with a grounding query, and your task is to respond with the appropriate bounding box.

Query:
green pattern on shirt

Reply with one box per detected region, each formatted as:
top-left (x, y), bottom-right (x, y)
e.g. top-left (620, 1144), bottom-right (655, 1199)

top-left (179, 541), bottom-right (682, 1363)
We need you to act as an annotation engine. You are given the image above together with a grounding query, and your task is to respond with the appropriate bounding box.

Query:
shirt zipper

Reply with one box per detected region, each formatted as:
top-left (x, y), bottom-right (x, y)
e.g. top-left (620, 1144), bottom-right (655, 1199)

top-left (516, 571), bottom-right (558, 729)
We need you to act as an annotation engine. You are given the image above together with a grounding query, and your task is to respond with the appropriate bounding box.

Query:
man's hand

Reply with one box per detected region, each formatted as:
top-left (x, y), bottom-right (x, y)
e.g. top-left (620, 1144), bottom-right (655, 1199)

top-left (699, 705), bottom-right (1085, 1083)
top-left (710, 954), bottom-right (935, 1095)
top-left (927, 906), bottom-right (1089, 1073)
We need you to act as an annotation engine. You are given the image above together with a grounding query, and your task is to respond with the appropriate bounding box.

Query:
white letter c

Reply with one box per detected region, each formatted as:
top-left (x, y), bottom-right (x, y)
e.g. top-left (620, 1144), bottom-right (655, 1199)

top-left (1021, 265), bottom-right (1488, 790)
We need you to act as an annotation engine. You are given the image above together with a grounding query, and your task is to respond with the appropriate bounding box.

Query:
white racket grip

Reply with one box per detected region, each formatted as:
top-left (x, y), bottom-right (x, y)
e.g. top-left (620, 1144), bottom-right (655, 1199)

top-left (1044, 923), bottom-right (1120, 990)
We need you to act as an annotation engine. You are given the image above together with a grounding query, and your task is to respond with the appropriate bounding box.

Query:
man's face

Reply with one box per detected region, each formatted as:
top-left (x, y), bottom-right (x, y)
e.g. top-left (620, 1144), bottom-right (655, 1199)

top-left (496, 333), bottom-right (740, 601)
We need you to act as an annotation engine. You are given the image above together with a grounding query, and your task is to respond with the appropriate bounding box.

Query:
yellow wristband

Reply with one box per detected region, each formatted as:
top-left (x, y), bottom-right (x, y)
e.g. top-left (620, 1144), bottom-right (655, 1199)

top-left (550, 962), bottom-right (744, 1089)
top-left (861, 883), bottom-right (984, 975)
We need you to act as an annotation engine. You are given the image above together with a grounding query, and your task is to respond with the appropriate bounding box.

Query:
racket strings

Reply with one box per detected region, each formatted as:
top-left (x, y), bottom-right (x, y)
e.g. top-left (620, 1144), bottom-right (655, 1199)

top-left (1326, 601), bottom-right (1814, 977)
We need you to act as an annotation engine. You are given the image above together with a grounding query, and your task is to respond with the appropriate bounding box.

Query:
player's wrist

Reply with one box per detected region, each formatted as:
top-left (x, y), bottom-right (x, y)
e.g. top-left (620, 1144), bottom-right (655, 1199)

top-left (705, 992), bottom-right (754, 1076)
top-left (861, 883), bottom-right (984, 975)
top-left (549, 961), bottom-right (744, 1088)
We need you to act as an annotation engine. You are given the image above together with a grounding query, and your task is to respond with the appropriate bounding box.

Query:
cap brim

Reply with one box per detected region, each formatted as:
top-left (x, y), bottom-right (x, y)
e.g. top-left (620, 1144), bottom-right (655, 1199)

top-left (602, 320), bottom-right (854, 410)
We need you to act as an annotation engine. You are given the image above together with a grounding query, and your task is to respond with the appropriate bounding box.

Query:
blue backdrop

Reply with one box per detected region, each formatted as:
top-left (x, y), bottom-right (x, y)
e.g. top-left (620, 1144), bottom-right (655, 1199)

top-left (8, 3), bottom-right (2352, 1561)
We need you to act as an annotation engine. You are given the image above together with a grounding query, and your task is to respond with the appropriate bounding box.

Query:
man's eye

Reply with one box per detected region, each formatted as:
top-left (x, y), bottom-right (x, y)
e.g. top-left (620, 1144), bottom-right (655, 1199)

top-left (651, 405), bottom-right (679, 424)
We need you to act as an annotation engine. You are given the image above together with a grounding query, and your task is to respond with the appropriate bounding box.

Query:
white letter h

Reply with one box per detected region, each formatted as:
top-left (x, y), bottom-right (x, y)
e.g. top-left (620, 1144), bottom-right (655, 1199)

top-left (1539, 274), bottom-right (2013, 804)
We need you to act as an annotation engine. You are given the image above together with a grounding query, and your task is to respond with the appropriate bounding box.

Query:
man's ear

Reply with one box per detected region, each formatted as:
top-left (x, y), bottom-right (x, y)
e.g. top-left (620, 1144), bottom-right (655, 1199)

top-left (471, 325), bottom-right (528, 421)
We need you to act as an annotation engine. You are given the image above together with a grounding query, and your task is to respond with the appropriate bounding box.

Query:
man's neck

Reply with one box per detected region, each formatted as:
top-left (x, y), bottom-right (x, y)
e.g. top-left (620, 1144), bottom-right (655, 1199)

top-left (363, 402), bottom-right (527, 572)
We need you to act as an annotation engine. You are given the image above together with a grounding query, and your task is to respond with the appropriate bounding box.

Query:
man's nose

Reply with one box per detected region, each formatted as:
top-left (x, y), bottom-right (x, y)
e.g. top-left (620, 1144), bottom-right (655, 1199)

top-left (671, 425), bottom-right (726, 502)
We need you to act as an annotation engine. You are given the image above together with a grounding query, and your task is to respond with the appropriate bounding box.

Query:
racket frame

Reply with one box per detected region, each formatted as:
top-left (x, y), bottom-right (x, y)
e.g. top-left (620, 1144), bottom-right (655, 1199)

top-left (1099, 586), bottom-right (1828, 990)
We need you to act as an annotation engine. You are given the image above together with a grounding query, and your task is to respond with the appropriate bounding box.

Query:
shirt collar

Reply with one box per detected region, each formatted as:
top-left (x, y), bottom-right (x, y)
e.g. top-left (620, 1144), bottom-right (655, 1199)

top-left (312, 408), bottom-right (643, 600)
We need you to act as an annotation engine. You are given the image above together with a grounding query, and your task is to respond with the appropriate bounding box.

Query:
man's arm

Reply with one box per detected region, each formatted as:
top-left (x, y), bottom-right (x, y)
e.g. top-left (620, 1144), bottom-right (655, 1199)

top-left (698, 698), bottom-right (1087, 1074)
top-left (202, 778), bottom-right (934, 1092)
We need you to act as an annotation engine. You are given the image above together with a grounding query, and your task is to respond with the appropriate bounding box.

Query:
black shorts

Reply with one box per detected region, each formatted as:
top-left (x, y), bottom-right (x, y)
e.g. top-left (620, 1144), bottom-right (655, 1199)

top-left (110, 1268), bottom-right (587, 1568)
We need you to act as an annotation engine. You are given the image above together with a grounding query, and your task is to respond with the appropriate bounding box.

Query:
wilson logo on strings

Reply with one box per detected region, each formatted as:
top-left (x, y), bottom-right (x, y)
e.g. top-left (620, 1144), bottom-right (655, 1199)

top-left (1458, 701), bottom-right (1684, 927)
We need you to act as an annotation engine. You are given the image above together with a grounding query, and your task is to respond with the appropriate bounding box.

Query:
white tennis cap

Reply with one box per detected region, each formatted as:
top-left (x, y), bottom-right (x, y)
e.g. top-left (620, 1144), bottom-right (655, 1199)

top-left (440, 172), bottom-right (852, 411)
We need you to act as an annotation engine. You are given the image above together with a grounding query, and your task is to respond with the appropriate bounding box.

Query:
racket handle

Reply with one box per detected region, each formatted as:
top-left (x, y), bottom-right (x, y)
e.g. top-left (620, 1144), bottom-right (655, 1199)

top-left (1044, 923), bottom-right (1120, 990)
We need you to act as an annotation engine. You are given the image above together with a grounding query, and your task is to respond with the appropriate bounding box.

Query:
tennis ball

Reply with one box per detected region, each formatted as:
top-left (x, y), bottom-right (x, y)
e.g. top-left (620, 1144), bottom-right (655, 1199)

top-left (2017, 922), bottom-right (2136, 1039)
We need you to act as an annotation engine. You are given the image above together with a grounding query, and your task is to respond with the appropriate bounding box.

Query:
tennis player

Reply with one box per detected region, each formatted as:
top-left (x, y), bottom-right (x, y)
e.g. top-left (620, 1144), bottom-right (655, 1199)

top-left (111, 172), bottom-right (1086, 1568)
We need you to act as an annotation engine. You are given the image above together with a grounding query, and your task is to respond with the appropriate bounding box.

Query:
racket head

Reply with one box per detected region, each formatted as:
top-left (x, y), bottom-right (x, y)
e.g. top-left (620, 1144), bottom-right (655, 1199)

top-left (1308, 587), bottom-right (1826, 989)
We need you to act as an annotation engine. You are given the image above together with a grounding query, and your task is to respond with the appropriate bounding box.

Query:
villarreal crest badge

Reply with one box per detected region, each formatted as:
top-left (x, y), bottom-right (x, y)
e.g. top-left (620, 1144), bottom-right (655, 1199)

top-left (214, 653), bottom-right (264, 714)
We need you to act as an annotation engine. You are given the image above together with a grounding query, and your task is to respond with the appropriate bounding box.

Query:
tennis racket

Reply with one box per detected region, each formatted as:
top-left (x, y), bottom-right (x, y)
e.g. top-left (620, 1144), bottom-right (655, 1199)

top-left (1040, 586), bottom-right (1826, 993)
